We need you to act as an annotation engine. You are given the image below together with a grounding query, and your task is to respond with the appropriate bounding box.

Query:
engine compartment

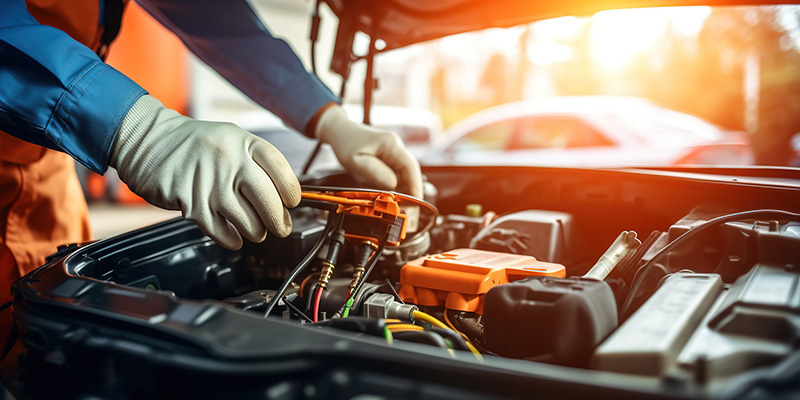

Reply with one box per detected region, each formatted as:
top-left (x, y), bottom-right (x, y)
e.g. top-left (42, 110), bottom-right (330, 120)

top-left (11, 167), bottom-right (800, 399)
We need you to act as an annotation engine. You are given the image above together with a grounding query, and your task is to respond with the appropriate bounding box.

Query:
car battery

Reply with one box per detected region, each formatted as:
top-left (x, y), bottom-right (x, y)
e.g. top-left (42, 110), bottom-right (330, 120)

top-left (398, 248), bottom-right (565, 314)
top-left (482, 276), bottom-right (618, 363)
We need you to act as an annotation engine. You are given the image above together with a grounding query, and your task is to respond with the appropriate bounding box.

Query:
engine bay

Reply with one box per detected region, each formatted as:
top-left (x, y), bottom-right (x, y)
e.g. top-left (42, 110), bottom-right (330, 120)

top-left (11, 167), bottom-right (800, 399)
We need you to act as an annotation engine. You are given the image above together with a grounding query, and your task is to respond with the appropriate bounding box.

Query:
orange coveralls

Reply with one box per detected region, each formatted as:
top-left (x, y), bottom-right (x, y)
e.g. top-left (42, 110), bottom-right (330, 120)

top-left (0, 1), bottom-right (117, 375)
top-left (1, 0), bottom-right (117, 295)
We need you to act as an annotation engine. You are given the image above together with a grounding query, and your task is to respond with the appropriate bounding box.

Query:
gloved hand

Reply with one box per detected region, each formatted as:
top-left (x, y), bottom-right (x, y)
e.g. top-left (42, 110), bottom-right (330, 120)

top-left (315, 105), bottom-right (423, 198)
top-left (110, 95), bottom-right (301, 250)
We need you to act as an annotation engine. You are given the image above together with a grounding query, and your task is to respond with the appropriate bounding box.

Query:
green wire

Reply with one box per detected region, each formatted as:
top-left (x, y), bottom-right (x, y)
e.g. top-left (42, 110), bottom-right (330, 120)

top-left (342, 297), bottom-right (354, 318)
top-left (383, 326), bottom-right (393, 345)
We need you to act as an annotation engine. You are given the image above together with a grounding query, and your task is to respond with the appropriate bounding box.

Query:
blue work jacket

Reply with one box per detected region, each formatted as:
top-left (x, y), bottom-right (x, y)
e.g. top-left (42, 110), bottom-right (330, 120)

top-left (0, 0), bottom-right (338, 173)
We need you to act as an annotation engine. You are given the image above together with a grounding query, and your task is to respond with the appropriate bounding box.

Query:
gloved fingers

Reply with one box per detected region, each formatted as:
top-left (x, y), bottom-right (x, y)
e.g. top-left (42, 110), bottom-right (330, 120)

top-left (249, 140), bottom-right (302, 208)
top-left (376, 140), bottom-right (424, 198)
top-left (181, 167), bottom-right (245, 250)
top-left (193, 208), bottom-right (244, 250)
top-left (349, 154), bottom-right (399, 191)
top-left (218, 194), bottom-right (269, 244)
top-left (240, 175), bottom-right (293, 238)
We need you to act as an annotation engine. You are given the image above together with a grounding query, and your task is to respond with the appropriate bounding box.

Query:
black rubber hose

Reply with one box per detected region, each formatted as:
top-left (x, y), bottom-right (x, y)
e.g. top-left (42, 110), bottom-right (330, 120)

top-left (620, 209), bottom-right (800, 319)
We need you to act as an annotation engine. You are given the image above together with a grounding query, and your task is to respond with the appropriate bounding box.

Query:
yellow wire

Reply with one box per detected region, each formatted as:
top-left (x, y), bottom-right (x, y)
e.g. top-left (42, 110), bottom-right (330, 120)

top-left (411, 310), bottom-right (449, 330)
top-left (466, 343), bottom-right (482, 359)
top-left (413, 310), bottom-right (483, 361)
top-left (387, 324), bottom-right (424, 332)
top-left (388, 328), bottom-right (425, 334)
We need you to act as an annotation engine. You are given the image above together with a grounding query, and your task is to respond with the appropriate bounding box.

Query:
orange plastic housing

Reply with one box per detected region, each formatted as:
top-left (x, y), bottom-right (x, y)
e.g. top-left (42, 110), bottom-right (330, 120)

top-left (340, 193), bottom-right (407, 246)
top-left (301, 191), bottom-right (408, 245)
top-left (399, 248), bottom-right (566, 314)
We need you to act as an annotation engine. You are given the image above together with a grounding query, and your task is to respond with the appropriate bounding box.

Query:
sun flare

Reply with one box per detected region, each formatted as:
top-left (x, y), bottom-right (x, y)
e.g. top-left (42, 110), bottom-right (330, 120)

top-left (588, 7), bottom-right (712, 71)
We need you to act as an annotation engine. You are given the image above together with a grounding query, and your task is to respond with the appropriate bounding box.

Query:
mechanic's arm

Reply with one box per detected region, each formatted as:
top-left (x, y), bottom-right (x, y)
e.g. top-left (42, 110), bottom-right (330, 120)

top-left (0, 0), bottom-right (299, 250)
top-left (135, 0), bottom-right (422, 197)
top-left (0, 0), bottom-right (144, 172)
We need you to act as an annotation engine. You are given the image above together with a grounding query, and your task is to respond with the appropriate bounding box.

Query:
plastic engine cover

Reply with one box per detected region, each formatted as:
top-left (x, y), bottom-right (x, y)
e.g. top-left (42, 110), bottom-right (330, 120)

top-left (482, 276), bottom-right (618, 363)
top-left (470, 210), bottom-right (572, 263)
top-left (399, 248), bottom-right (565, 314)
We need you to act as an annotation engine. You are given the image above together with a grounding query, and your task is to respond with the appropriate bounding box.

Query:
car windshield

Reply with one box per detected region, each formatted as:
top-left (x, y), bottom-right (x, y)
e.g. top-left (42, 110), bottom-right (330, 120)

top-left (353, 5), bottom-right (800, 169)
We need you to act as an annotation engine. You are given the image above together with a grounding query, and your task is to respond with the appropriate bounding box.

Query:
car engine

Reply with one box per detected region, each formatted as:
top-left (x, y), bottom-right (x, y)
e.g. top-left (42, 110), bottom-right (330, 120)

top-left (10, 168), bottom-right (800, 399)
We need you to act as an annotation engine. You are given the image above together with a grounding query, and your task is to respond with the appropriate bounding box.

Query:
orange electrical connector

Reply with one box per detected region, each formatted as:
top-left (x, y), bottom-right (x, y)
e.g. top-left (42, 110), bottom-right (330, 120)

top-left (339, 192), bottom-right (407, 246)
top-left (399, 248), bottom-right (566, 314)
top-left (301, 190), bottom-right (408, 246)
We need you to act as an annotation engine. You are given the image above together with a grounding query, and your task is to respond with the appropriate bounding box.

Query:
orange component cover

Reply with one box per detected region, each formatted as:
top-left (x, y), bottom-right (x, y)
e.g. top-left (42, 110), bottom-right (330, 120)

top-left (399, 248), bottom-right (566, 314)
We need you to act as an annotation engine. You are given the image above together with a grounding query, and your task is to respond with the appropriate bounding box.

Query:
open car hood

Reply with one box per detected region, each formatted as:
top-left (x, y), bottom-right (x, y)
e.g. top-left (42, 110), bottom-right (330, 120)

top-left (325, 0), bottom-right (789, 76)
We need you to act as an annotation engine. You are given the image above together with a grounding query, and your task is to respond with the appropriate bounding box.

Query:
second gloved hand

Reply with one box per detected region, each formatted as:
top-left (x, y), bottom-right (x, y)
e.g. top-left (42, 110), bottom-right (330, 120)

top-left (109, 95), bottom-right (301, 250)
top-left (315, 105), bottom-right (423, 198)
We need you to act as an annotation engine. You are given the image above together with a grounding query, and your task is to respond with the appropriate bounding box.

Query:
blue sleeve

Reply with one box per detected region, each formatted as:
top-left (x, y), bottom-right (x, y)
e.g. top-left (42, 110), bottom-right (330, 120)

top-left (135, 0), bottom-right (339, 134)
top-left (0, 0), bottom-right (147, 173)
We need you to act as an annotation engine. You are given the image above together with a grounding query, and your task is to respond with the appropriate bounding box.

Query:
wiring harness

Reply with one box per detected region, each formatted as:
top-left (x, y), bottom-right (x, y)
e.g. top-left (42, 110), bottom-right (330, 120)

top-left (260, 186), bottom-right (482, 359)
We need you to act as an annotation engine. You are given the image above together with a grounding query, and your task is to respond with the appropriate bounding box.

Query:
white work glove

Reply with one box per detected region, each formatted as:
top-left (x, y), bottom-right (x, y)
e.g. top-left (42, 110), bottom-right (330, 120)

top-left (110, 95), bottom-right (301, 250)
top-left (315, 105), bottom-right (423, 198)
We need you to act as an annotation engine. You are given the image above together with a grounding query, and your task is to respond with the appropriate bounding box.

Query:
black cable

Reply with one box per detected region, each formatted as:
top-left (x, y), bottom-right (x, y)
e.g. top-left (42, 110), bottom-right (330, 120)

top-left (352, 238), bottom-right (388, 301)
top-left (338, 75), bottom-right (347, 101)
top-left (431, 327), bottom-right (470, 352)
top-left (283, 296), bottom-right (314, 323)
top-left (335, 236), bottom-right (387, 316)
top-left (392, 330), bottom-right (450, 349)
top-left (303, 31), bottom-right (373, 176)
top-left (264, 212), bottom-right (343, 317)
top-left (309, 0), bottom-right (321, 76)
top-left (301, 143), bottom-right (323, 176)
top-left (301, 0), bottom-right (324, 177)
top-left (619, 209), bottom-right (800, 318)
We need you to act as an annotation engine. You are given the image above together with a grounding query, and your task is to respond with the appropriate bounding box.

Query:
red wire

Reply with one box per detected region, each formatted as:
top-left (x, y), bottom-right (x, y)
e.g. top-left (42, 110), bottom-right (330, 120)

top-left (313, 286), bottom-right (324, 323)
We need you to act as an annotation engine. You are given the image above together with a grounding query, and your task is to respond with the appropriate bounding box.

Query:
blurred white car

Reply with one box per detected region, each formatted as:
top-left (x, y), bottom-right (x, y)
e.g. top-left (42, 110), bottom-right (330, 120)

top-left (422, 96), bottom-right (754, 167)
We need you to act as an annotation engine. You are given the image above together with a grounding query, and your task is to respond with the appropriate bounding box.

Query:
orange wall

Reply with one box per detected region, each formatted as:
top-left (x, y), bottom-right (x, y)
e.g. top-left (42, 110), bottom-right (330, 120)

top-left (106, 2), bottom-right (188, 115)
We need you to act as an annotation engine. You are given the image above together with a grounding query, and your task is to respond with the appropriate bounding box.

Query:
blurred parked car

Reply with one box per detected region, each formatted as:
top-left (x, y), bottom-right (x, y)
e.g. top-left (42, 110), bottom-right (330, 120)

top-left (422, 96), bottom-right (754, 167)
